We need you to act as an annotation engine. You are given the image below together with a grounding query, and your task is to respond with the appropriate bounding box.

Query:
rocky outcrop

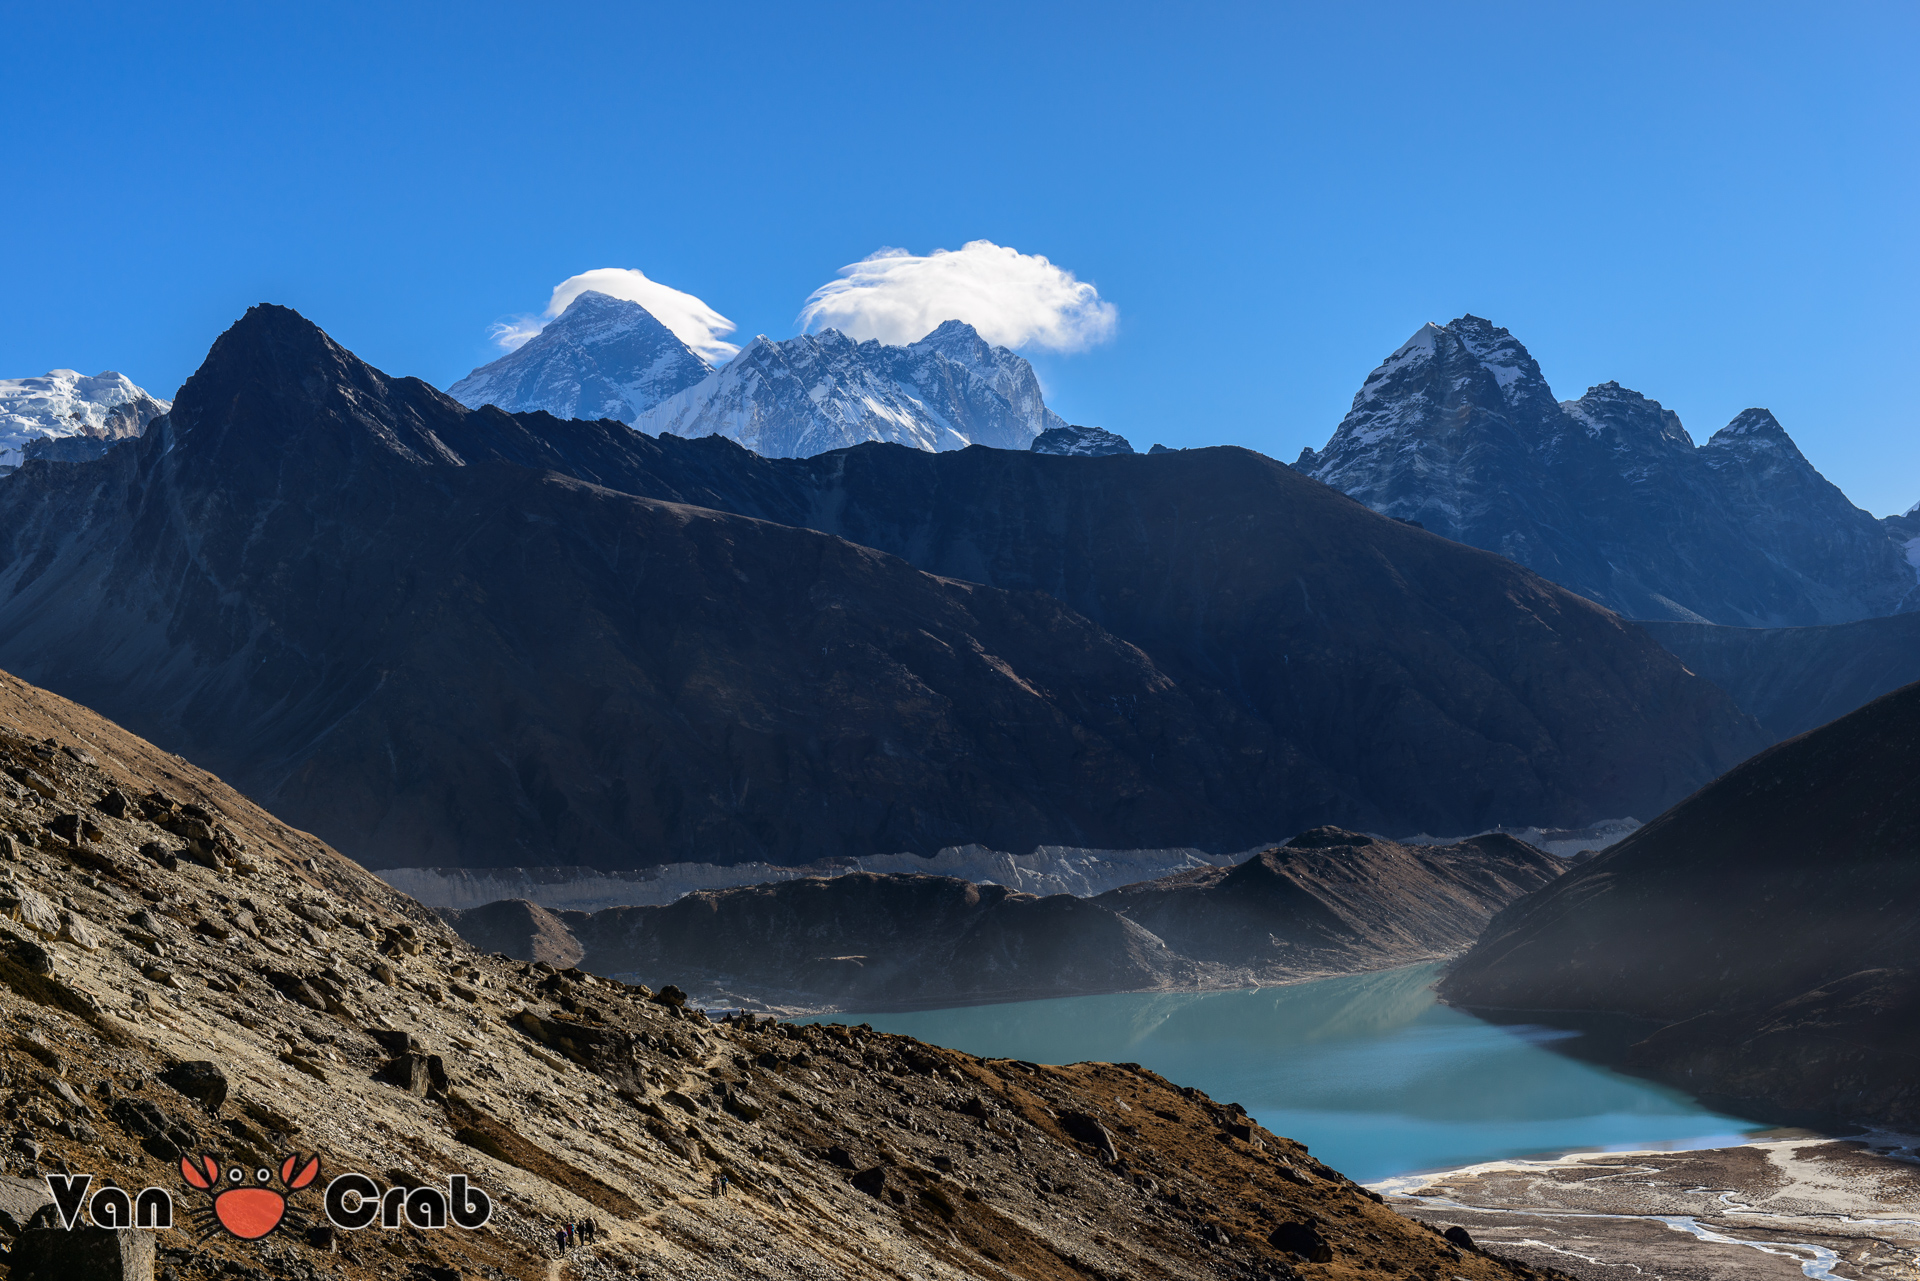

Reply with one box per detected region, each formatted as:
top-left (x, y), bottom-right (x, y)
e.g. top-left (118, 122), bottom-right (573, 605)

top-left (0, 305), bottom-right (1764, 871)
top-left (0, 665), bottom-right (1561, 1281)
top-left (1297, 318), bottom-right (1917, 626)
top-left (1643, 613), bottom-right (1920, 741)
top-left (444, 830), bottom-right (1563, 1011)
top-left (1440, 677), bottom-right (1920, 1129)
top-left (1031, 423), bottom-right (1134, 456)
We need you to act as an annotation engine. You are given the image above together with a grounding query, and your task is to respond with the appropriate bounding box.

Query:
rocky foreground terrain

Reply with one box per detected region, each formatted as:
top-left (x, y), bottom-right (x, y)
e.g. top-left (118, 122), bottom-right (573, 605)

top-left (0, 666), bottom-right (1570, 1281)
top-left (442, 830), bottom-right (1561, 1012)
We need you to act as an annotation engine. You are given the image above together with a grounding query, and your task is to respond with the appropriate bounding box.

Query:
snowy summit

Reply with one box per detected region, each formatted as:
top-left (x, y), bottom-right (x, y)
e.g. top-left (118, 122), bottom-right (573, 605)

top-left (0, 369), bottom-right (170, 471)
top-left (448, 290), bottom-right (715, 424)
top-left (635, 319), bottom-right (1065, 458)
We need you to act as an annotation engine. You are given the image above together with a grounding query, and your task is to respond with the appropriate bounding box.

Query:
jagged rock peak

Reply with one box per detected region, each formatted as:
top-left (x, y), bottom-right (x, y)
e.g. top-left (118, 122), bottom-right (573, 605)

top-left (1561, 381), bottom-right (1695, 451)
top-left (447, 290), bottom-right (713, 425)
top-left (1708, 407), bottom-right (1793, 444)
top-left (1032, 424), bottom-right (1135, 457)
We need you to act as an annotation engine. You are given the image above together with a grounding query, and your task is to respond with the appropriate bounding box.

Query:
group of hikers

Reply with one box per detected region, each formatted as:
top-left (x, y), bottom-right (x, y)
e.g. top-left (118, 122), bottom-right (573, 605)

top-left (552, 1217), bottom-right (602, 1251)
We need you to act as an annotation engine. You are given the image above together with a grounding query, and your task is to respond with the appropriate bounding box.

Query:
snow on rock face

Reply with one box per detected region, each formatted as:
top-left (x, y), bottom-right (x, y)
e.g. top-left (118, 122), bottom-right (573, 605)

top-left (447, 290), bottom-right (713, 424)
top-left (1031, 423), bottom-right (1134, 457)
top-left (634, 319), bottom-right (1064, 458)
top-left (0, 370), bottom-right (170, 471)
top-left (1297, 318), bottom-right (1918, 626)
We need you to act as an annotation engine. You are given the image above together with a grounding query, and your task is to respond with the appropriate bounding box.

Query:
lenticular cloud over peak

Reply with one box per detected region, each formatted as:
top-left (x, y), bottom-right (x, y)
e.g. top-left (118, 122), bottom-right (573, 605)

top-left (492, 267), bottom-right (741, 364)
top-left (798, 240), bottom-right (1118, 352)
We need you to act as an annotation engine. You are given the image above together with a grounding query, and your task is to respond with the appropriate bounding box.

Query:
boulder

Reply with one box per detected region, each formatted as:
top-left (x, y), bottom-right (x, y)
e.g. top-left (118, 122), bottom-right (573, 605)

top-left (57, 913), bottom-right (101, 952)
top-left (372, 1052), bottom-right (447, 1096)
top-left (1054, 1110), bottom-right (1117, 1160)
top-left (0, 884), bottom-right (63, 938)
top-left (158, 1061), bottom-right (228, 1113)
top-left (8, 1213), bottom-right (155, 1280)
top-left (851, 1165), bottom-right (888, 1198)
top-left (1269, 1220), bottom-right (1332, 1262)
top-left (652, 984), bottom-right (688, 1008)
top-left (0, 1173), bottom-right (51, 1234)
top-left (93, 790), bottom-right (136, 821)
top-left (1444, 1224), bottom-right (1477, 1251)
top-left (367, 1027), bottom-right (418, 1056)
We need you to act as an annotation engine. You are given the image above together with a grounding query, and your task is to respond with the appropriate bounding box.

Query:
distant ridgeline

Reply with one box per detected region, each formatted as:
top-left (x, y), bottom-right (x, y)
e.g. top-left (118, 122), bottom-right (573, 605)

top-left (0, 304), bottom-right (1763, 872)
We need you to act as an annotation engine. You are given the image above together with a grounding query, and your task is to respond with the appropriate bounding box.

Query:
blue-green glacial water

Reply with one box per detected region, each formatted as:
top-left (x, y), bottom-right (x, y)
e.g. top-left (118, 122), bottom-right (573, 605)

top-left (808, 964), bottom-right (1766, 1183)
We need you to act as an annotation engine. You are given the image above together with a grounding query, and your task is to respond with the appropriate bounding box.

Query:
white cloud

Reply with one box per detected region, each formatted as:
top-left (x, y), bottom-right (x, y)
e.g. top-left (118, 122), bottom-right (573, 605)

top-left (493, 267), bottom-right (740, 364)
top-left (798, 240), bottom-right (1118, 352)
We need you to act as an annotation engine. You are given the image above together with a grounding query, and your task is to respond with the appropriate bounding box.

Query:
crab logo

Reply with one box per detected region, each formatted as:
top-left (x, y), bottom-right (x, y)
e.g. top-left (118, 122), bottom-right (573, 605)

top-left (179, 1153), bottom-right (321, 1240)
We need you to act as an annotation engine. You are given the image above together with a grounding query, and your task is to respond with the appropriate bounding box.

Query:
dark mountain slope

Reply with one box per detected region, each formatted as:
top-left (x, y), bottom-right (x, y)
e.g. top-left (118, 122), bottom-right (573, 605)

top-left (583, 435), bottom-right (1768, 834)
top-left (447, 830), bottom-right (1563, 1010)
top-left (1644, 614), bottom-right (1920, 741)
top-left (1440, 679), bottom-right (1920, 1128)
top-left (0, 308), bottom-right (1273, 868)
top-left (0, 306), bottom-right (1763, 869)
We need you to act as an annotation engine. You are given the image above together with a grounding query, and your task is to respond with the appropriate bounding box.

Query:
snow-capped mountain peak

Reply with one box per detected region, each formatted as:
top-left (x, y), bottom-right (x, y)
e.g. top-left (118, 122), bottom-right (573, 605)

top-left (633, 320), bottom-right (1065, 458)
top-left (447, 290), bottom-right (712, 424)
top-left (0, 369), bottom-right (171, 471)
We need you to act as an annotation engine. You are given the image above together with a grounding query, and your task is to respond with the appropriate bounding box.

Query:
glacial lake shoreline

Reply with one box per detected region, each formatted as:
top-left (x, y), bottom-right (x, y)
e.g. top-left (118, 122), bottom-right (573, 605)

top-left (800, 962), bottom-right (1781, 1184)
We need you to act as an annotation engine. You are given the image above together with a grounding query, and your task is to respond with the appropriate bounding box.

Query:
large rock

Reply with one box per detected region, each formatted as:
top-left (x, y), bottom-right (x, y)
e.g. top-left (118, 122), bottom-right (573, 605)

top-left (9, 1210), bottom-right (154, 1280)
top-left (158, 1060), bottom-right (227, 1113)
top-left (0, 1173), bottom-right (50, 1234)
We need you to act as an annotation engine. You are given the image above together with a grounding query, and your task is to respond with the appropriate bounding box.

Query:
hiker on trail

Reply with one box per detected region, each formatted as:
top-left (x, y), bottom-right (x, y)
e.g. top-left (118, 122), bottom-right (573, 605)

top-left (720, 1172), bottom-right (731, 1197)
top-left (587, 1217), bottom-right (599, 1243)
top-left (553, 1224), bottom-right (566, 1251)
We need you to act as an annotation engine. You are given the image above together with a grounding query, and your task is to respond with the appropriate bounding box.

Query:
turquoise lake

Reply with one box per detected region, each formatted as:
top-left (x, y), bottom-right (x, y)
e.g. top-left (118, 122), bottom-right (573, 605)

top-left (806, 964), bottom-right (1766, 1183)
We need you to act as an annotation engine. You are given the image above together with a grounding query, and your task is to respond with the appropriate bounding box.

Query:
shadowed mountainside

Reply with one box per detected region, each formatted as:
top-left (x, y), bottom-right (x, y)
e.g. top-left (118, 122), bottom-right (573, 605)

top-left (444, 828), bottom-right (1564, 1011)
top-left (0, 305), bottom-right (1765, 870)
top-left (1440, 678), bottom-right (1920, 1129)
top-left (1643, 614), bottom-right (1920, 741)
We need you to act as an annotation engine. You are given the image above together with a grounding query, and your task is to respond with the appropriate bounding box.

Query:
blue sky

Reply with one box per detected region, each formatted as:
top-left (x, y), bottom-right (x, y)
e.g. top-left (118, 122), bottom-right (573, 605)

top-left (6, 2), bottom-right (1917, 511)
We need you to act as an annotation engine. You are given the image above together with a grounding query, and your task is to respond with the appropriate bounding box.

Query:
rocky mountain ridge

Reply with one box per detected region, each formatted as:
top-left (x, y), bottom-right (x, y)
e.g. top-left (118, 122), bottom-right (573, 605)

top-left (1296, 316), bottom-right (1916, 626)
top-left (0, 666), bottom-right (1562, 1281)
top-left (438, 829), bottom-right (1563, 1013)
top-left (0, 305), bottom-right (1765, 872)
top-left (448, 290), bottom-right (715, 425)
top-left (633, 318), bottom-right (1064, 456)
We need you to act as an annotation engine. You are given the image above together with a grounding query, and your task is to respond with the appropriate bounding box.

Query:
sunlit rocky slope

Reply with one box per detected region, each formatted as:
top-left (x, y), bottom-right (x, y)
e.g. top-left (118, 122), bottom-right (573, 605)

top-left (0, 668), bottom-right (1565, 1280)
